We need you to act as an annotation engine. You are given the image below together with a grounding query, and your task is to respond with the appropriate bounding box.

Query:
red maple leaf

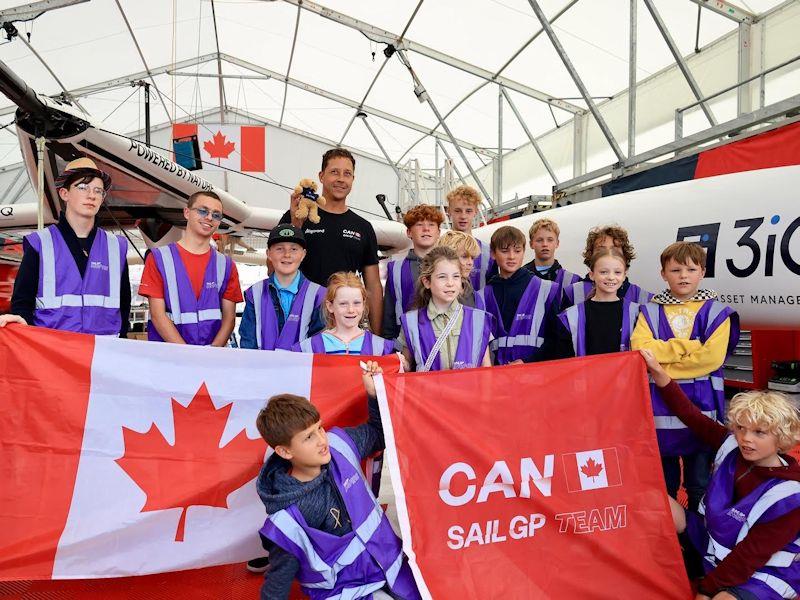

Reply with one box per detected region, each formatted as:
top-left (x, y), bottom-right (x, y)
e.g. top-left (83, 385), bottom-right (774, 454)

top-left (203, 131), bottom-right (236, 159)
top-left (115, 383), bottom-right (265, 542)
top-left (580, 457), bottom-right (604, 481)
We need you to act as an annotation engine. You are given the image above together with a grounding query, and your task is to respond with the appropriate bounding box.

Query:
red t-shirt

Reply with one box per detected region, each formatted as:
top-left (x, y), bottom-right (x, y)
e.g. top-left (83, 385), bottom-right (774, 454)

top-left (139, 245), bottom-right (243, 303)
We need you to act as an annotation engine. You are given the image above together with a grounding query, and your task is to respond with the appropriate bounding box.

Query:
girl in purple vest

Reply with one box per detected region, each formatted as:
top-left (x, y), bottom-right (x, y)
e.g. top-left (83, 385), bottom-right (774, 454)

top-left (0, 158), bottom-right (130, 336)
top-left (398, 246), bottom-right (492, 371)
top-left (292, 272), bottom-right (395, 356)
top-left (554, 248), bottom-right (641, 358)
top-left (562, 225), bottom-right (652, 308)
top-left (435, 230), bottom-right (488, 310)
top-left (643, 350), bottom-right (800, 600)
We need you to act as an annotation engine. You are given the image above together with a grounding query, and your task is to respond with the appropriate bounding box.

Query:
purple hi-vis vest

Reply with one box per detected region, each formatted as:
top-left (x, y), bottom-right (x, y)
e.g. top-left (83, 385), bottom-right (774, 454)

top-left (472, 288), bottom-right (486, 310)
top-left (640, 300), bottom-right (740, 456)
top-left (26, 225), bottom-right (127, 335)
top-left (557, 299), bottom-right (640, 357)
top-left (385, 256), bottom-right (416, 329)
top-left (483, 277), bottom-right (559, 364)
top-left (245, 277), bottom-right (325, 351)
top-left (293, 331), bottom-right (396, 356)
top-left (469, 238), bottom-right (494, 291)
top-left (147, 243), bottom-right (232, 346)
top-left (563, 278), bottom-right (652, 308)
top-left (401, 305), bottom-right (491, 371)
top-left (259, 429), bottom-right (422, 600)
top-left (687, 435), bottom-right (800, 600)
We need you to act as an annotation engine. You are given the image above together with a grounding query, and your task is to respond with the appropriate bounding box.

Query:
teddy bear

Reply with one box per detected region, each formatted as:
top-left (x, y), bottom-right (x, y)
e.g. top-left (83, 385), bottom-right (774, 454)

top-left (293, 178), bottom-right (327, 224)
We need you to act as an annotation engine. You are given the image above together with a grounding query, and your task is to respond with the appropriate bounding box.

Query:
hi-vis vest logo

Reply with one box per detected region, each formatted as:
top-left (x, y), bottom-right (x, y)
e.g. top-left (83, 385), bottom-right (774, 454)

top-left (562, 447), bottom-right (622, 492)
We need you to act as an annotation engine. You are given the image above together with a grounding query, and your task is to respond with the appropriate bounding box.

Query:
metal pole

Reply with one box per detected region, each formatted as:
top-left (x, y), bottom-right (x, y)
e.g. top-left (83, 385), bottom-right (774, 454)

top-left (396, 49), bottom-right (494, 205)
top-left (643, 0), bottom-right (717, 127)
top-left (500, 87), bottom-right (558, 184)
top-left (527, 0), bottom-right (625, 163)
top-left (737, 22), bottom-right (752, 116)
top-left (35, 136), bottom-right (46, 230)
top-left (496, 86), bottom-right (503, 205)
top-left (436, 140), bottom-right (466, 185)
top-left (144, 81), bottom-right (151, 147)
top-left (358, 114), bottom-right (418, 204)
top-left (628, 0), bottom-right (637, 157)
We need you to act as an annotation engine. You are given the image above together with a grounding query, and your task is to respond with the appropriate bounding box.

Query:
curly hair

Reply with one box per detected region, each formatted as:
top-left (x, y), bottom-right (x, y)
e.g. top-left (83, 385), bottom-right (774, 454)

top-left (582, 225), bottom-right (636, 268)
top-left (727, 390), bottom-right (800, 453)
top-left (403, 204), bottom-right (444, 228)
top-left (446, 185), bottom-right (481, 208)
top-left (414, 246), bottom-right (462, 309)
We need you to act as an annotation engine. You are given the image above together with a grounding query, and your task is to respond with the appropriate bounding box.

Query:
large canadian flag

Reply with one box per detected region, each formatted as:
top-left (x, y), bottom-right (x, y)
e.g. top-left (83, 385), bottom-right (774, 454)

top-left (172, 123), bottom-right (266, 172)
top-left (0, 326), bottom-right (390, 580)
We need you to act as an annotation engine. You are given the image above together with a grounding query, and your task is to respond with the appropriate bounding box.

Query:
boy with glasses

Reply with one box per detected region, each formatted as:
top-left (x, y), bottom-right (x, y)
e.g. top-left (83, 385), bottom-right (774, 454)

top-left (139, 191), bottom-right (243, 346)
top-left (0, 158), bottom-right (131, 336)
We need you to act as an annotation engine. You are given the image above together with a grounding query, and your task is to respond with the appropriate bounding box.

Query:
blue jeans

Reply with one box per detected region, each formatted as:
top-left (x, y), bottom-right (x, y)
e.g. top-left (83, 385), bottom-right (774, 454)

top-left (662, 451), bottom-right (713, 512)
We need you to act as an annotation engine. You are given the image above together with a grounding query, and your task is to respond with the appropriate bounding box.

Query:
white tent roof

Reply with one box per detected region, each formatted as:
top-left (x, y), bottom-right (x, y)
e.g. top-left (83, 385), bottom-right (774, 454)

top-left (0, 0), bottom-right (798, 204)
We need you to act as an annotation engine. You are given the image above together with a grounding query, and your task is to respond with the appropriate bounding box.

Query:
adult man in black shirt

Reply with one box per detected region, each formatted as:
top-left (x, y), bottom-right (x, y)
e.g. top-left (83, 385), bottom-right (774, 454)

top-left (280, 148), bottom-right (383, 333)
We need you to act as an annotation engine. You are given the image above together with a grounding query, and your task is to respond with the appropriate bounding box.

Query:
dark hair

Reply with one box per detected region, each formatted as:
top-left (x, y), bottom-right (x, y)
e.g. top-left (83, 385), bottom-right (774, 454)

top-left (582, 225), bottom-right (636, 268)
top-left (414, 246), bottom-right (462, 309)
top-left (256, 394), bottom-right (320, 448)
top-left (489, 225), bottom-right (526, 252)
top-left (63, 173), bottom-right (106, 191)
top-left (321, 148), bottom-right (356, 173)
top-left (187, 190), bottom-right (223, 209)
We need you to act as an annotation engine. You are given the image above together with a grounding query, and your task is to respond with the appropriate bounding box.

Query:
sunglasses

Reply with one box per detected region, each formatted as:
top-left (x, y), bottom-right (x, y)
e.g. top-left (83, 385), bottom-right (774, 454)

top-left (73, 183), bottom-right (107, 198)
top-left (190, 206), bottom-right (224, 222)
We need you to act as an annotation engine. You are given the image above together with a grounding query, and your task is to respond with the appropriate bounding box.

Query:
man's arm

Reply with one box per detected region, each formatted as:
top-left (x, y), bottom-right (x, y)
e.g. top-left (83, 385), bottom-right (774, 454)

top-left (119, 263), bottom-right (131, 338)
top-left (381, 283), bottom-right (399, 340)
top-left (148, 297), bottom-right (186, 344)
top-left (210, 298), bottom-right (236, 347)
top-left (363, 264), bottom-right (383, 335)
top-left (9, 239), bottom-right (39, 324)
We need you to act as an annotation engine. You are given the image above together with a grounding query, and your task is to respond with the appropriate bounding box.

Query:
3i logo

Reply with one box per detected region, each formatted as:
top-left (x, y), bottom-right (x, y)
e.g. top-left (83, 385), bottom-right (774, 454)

top-left (677, 215), bottom-right (800, 278)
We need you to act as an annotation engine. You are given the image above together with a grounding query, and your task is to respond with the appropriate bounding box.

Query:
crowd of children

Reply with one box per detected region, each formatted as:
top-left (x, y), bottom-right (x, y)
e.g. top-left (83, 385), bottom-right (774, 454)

top-left (2, 157), bottom-right (797, 600)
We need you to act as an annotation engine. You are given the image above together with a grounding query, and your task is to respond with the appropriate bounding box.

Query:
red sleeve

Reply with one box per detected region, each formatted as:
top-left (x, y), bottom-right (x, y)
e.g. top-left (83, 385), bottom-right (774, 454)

top-left (658, 380), bottom-right (728, 450)
top-left (223, 262), bottom-right (243, 303)
top-left (137, 254), bottom-right (164, 299)
top-left (701, 508), bottom-right (800, 595)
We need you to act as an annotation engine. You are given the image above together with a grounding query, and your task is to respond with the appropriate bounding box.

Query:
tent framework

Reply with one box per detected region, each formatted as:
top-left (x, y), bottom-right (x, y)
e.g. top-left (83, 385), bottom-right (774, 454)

top-left (0, 0), bottom-right (799, 215)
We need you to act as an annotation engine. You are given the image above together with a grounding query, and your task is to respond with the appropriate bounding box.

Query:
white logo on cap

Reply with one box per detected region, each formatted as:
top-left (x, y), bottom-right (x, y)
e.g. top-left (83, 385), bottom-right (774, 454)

top-left (279, 228), bottom-right (294, 237)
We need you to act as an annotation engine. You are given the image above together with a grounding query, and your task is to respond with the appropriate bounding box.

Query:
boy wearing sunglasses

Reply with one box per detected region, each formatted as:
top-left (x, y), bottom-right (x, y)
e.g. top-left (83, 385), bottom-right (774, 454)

top-left (0, 158), bottom-right (131, 336)
top-left (139, 191), bottom-right (243, 346)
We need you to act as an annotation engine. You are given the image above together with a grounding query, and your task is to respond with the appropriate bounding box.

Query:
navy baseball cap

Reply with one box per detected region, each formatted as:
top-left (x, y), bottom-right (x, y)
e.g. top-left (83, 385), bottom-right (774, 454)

top-left (268, 223), bottom-right (306, 248)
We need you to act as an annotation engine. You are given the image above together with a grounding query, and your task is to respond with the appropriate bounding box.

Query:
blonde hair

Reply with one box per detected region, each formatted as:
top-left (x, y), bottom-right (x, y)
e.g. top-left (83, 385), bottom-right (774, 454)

top-left (324, 272), bottom-right (367, 329)
top-left (727, 390), bottom-right (800, 453)
top-left (415, 246), bottom-right (462, 309)
top-left (529, 218), bottom-right (560, 240)
top-left (436, 230), bottom-right (480, 259)
top-left (446, 185), bottom-right (481, 208)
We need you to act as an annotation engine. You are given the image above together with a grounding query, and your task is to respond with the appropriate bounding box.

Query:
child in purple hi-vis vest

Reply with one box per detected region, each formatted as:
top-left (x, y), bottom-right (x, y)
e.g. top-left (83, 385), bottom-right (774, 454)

top-left (555, 248), bottom-right (640, 359)
top-left (643, 351), bottom-right (800, 600)
top-left (240, 224), bottom-right (325, 351)
top-left (255, 364), bottom-right (421, 600)
top-left (293, 272), bottom-right (395, 356)
top-left (444, 185), bottom-right (495, 291)
top-left (483, 226), bottom-right (560, 365)
top-left (523, 218), bottom-right (581, 311)
top-left (561, 224), bottom-right (653, 309)
top-left (398, 246), bottom-right (492, 372)
top-left (632, 242), bottom-right (740, 513)
top-left (381, 205), bottom-right (442, 341)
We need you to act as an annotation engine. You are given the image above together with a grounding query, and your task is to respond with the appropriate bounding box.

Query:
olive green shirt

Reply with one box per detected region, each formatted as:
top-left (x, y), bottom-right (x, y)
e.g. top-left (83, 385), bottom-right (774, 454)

top-left (399, 300), bottom-right (464, 370)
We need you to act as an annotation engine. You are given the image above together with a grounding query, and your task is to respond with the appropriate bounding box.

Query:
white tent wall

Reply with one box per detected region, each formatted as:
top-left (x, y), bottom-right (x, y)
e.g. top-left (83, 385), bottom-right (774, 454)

top-left (471, 0), bottom-right (800, 204)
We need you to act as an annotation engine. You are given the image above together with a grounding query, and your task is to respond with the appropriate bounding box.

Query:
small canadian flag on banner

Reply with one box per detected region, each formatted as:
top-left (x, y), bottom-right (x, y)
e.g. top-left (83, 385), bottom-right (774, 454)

top-left (172, 123), bottom-right (266, 172)
top-left (562, 447), bottom-right (623, 492)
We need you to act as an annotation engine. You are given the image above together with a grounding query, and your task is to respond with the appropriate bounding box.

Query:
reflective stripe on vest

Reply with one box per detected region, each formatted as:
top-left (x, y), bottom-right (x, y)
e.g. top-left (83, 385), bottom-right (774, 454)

top-left (299, 337), bottom-right (314, 353)
top-left (653, 411), bottom-right (717, 429)
top-left (469, 309), bottom-right (486, 366)
top-left (636, 285), bottom-right (651, 304)
top-left (566, 306), bottom-right (580, 356)
top-left (36, 227), bottom-right (122, 309)
top-left (737, 481), bottom-right (800, 544)
top-left (404, 309), bottom-right (425, 369)
top-left (706, 531), bottom-right (800, 569)
top-left (391, 258), bottom-right (406, 326)
top-left (299, 282), bottom-right (322, 342)
top-left (478, 240), bottom-right (490, 289)
top-left (251, 280), bottom-right (266, 350)
top-left (490, 281), bottom-right (550, 351)
top-left (751, 572), bottom-right (798, 598)
top-left (158, 246), bottom-right (225, 325)
top-left (572, 281), bottom-right (588, 305)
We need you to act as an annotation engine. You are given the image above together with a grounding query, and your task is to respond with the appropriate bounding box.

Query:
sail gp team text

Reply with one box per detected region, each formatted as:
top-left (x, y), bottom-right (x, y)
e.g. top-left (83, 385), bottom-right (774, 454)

top-left (438, 454), bottom-right (628, 551)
